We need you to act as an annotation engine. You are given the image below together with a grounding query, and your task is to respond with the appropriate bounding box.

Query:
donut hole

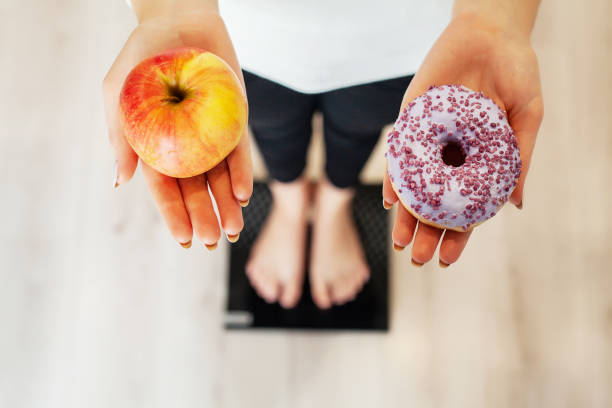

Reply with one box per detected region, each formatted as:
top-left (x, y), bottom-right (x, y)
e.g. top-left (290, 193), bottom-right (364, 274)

top-left (441, 141), bottom-right (466, 167)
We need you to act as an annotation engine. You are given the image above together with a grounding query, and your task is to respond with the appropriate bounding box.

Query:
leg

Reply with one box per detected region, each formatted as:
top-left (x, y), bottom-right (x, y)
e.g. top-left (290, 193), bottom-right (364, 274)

top-left (246, 71), bottom-right (316, 183)
top-left (310, 75), bottom-right (413, 308)
top-left (322, 76), bottom-right (413, 188)
top-left (243, 71), bottom-right (316, 308)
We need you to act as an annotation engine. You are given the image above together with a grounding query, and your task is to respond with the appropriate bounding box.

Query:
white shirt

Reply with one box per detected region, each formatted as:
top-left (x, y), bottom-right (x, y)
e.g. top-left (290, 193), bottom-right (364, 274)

top-left (220, 0), bottom-right (452, 93)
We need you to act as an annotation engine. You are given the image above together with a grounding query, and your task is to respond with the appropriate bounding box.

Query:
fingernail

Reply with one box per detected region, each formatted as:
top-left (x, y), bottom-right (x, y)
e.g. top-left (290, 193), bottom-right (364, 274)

top-left (516, 200), bottom-right (523, 210)
top-left (205, 241), bottom-right (218, 251)
top-left (411, 258), bottom-right (424, 267)
top-left (439, 259), bottom-right (450, 268)
top-left (180, 240), bottom-right (192, 249)
top-left (383, 199), bottom-right (393, 210)
top-left (239, 199), bottom-right (250, 207)
top-left (227, 233), bottom-right (240, 243)
top-left (113, 160), bottom-right (119, 188)
top-left (393, 243), bottom-right (405, 251)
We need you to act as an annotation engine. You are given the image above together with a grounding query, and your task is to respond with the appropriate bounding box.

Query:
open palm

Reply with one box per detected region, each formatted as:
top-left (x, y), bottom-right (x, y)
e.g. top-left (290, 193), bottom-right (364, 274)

top-left (384, 14), bottom-right (544, 266)
top-left (103, 12), bottom-right (251, 249)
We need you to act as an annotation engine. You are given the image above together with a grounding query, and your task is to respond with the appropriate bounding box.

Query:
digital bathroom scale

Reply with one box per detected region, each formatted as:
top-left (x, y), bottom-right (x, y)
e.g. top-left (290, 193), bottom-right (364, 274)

top-left (225, 182), bottom-right (389, 331)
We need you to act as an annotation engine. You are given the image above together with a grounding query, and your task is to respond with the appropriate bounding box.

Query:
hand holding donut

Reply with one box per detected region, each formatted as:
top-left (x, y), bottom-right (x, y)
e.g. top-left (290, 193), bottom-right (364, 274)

top-left (384, 8), bottom-right (544, 267)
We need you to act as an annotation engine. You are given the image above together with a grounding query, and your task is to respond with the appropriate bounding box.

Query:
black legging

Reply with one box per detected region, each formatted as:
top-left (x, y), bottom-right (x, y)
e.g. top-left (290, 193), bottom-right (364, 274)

top-left (244, 71), bottom-right (413, 188)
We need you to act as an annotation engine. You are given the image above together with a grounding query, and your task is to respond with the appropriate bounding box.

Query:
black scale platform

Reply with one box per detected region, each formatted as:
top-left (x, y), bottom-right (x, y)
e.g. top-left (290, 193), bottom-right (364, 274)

top-left (225, 182), bottom-right (389, 331)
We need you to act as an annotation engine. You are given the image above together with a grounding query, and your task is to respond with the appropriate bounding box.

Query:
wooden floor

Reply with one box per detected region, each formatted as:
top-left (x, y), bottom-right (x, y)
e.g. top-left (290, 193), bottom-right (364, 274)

top-left (1, 1), bottom-right (611, 407)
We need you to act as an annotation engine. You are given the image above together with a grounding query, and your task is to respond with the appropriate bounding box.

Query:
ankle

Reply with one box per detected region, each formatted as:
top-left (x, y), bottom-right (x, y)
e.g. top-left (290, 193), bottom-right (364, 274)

top-left (315, 178), bottom-right (355, 219)
top-left (319, 178), bottom-right (355, 200)
top-left (269, 177), bottom-right (310, 216)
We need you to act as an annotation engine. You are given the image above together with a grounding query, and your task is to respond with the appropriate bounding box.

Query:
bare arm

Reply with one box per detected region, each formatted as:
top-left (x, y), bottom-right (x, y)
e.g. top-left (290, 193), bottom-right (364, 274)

top-left (453, 0), bottom-right (541, 37)
top-left (131, 0), bottom-right (219, 22)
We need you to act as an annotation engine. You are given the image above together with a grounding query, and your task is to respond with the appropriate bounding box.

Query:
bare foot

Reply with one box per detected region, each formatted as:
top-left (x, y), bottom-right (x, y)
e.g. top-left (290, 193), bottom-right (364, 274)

top-left (309, 179), bottom-right (370, 309)
top-left (245, 178), bottom-right (308, 309)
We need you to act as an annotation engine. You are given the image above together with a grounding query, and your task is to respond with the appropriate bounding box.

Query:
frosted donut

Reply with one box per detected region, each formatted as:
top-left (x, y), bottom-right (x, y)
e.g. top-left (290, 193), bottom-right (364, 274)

top-left (386, 84), bottom-right (521, 232)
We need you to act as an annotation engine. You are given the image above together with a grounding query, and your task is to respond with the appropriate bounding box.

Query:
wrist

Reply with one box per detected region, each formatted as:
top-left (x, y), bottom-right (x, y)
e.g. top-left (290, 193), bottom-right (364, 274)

top-left (133, 0), bottom-right (219, 24)
top-left (449, 11), bottom-right (532, 44)
top-left (135, 10), bottom-right (224, 36)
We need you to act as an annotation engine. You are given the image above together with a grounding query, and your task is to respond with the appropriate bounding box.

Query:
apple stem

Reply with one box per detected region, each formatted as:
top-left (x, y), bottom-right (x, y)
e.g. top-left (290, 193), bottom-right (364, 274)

top-left (164, 83), bottom-right (187, 104)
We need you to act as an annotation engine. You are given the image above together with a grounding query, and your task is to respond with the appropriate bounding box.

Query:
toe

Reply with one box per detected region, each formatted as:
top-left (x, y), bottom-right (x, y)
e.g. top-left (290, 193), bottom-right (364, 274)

top-left (279, 278), bottom-right (303, 309)
top-left (330, 273), bottom-right (358, 305)
top-left (247, 265), bottom-right (280, 303)
top-left (259, 274), bottom-right (280, 303)
top-left (310, 273), bottom-right (332, 309)
top-left (359, 264), bottom-right (371, 285)
top-left (343, 268), bottom-right (368, 304)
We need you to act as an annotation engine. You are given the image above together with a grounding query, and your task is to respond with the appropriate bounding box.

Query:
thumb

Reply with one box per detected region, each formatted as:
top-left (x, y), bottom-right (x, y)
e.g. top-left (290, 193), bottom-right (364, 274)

top-left (103, 65), bottom-right (139, 187)
top-left (109, 126), bottom-right (139, 187)
top-left (398, 73), bottom-right (434, 113)
top-left (382, 165), bottom-right (398, 208)
top-left (384, 74), bottom-right (433, 207)
top-left (508, 97), bottom-right (544, 208)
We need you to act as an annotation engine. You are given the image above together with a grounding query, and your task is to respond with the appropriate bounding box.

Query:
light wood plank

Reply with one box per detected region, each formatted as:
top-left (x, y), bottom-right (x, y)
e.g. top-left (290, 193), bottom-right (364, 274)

top-left (0, 0), bottom-right (610, 407)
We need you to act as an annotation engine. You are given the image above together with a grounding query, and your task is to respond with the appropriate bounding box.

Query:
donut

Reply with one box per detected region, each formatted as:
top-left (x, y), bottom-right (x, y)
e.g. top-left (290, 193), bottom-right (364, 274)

top-left (386, 84), bottom-right (521, 232)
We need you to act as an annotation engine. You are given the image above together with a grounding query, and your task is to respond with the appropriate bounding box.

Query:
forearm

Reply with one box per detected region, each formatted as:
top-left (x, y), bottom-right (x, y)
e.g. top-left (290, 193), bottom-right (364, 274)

top-left (452, 0), bottom-right (541, 38)
top-left (131, 0), bottom-right (219, 23)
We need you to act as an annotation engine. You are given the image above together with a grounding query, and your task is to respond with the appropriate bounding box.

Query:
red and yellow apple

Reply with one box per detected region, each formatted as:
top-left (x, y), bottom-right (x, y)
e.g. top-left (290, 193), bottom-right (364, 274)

top-left (119, 47), bottom-right (247, 178)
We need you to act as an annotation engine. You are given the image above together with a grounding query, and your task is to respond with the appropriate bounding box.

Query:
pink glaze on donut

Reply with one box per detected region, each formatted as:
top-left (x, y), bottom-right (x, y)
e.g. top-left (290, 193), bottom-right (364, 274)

top-left (386, 84), bottom-right (521, 231)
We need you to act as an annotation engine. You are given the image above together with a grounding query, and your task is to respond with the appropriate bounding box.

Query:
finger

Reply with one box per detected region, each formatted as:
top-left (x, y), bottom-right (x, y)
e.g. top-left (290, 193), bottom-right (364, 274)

top-left (206, 22), bottom-right (253, 205)
top-left (411, 222), bottom-right (444, 266)
top-left (438, 229), bottom-right (472, 267)
top-left (226, 129), bottom-right (253, 205)
top-left (207, 160), bottom-right (244, 239)
top-left (103, 72), bottom-right (138, 186)
top-left (398, 72), bottom-right (438, 112)
top-left (102, 28), bottom-right (177, 186)
top-left (383, 166), bottom-right (398, 209)
top-left (141, 162), bottom-right (193, 245)
top-left (509, 97), bottom-right (544, 207)
top-left (392, 205), bottom-right (418, 250)
top-left (385, 66), bottom-right (435, 209)
top-left (178, 175), bottom-right (221, 247)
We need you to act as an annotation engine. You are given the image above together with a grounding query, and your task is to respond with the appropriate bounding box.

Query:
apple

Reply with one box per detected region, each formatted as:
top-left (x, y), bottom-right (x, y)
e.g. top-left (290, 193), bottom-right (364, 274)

top-left (119, 47), bottom-right (247, 178)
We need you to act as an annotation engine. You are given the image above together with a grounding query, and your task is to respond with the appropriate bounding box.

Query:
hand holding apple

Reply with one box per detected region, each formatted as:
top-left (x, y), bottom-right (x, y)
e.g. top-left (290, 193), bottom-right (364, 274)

top-left (120, 47), bottom-right (247, 178)
top-left (103, 10), bottom-right (251, 248)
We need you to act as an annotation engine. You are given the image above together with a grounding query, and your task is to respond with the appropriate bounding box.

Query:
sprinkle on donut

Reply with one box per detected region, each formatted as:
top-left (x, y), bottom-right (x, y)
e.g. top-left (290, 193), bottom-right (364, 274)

top-left (386, 84), bottom-right (521, 231)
